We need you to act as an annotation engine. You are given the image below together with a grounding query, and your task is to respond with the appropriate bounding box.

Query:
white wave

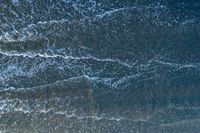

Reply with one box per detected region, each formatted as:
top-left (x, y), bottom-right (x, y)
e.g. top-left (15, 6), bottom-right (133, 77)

top-left (159, 119), bottom-right (200, 127)
top-left (0, 50), bottom-right (133, 68)
top-left (0, 96), bottom-right (151, 123)
top-left (155, 58), bottom-right (200, 70)
top-left (54, 111), bottom-right (148, 123)
top-left (96, 6), bottom-right (136, 19)
top-left (0, 99), bottom-right (148, 123)
top-left (0, 58), bottom-right (49, 83)
top-left (0, 75), bottom-right (113, 92)
top-left (0, 19), bottom-right (70, 43)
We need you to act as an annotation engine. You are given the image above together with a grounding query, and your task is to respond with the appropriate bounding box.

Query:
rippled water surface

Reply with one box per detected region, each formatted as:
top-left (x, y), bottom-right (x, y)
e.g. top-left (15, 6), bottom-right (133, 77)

top-left (0, 0), bottom-right (200, 133)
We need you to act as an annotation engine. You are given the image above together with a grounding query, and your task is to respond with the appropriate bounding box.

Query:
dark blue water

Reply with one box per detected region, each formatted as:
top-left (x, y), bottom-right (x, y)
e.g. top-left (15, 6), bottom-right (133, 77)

top-left (0, 0), bottom-right (200, 132)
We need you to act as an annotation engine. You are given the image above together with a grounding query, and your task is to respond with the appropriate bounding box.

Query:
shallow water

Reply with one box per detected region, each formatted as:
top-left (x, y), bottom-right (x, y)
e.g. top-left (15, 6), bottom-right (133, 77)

top-left (0, 0), bottom-right (200, 133)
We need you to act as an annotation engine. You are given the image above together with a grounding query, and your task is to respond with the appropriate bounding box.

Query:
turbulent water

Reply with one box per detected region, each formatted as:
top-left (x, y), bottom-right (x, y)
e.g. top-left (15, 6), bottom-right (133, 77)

top-left (0, 0), bottom-right (200, 133)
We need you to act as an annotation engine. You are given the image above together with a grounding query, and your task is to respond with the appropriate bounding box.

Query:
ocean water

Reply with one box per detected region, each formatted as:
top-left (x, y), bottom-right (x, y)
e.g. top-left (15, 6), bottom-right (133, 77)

top-left (0, 0), bottom-right (200, 133)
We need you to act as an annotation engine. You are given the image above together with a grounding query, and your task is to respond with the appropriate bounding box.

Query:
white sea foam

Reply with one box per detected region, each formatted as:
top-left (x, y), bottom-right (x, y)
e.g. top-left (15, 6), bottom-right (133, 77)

top-left (154, 58), bottom-right (200, 70)
top-left (0, 98), bottom-right (148, 123)
top-left (96, 7), bottom-right (136, 19)
top-left (0, 50), bottom-right (133, 68)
